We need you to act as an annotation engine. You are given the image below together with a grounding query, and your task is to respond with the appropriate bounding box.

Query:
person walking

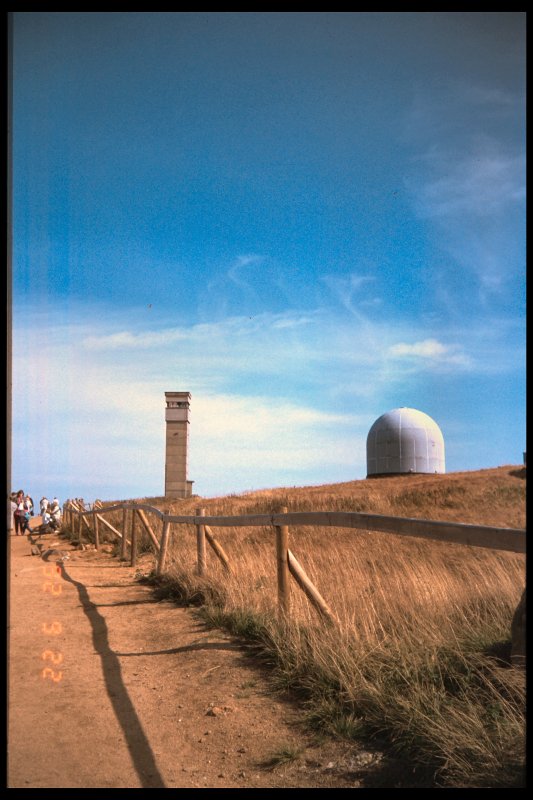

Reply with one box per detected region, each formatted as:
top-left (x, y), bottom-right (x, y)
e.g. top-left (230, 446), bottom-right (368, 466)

top-left (40, 496), bottom-right (49, 516)
top-left (13, 491), bottom-right (26, 535)
top-left (23, 495), bottom-right (34, 532)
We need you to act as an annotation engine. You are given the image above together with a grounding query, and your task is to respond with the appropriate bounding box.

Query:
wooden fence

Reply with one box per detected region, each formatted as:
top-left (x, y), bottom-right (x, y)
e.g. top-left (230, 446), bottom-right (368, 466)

top-left (62, 499), bottom-right (526, 637)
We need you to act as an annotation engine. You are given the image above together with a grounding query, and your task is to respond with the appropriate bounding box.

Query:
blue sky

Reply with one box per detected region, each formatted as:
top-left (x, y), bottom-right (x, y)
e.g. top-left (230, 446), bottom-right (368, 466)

top-left (10, 12), bottom-right (526, 502)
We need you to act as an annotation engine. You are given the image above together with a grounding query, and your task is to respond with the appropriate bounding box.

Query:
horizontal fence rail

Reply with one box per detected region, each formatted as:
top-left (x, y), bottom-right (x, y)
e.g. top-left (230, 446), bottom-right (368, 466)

top-left (63, 503), bottom-right (526, 554)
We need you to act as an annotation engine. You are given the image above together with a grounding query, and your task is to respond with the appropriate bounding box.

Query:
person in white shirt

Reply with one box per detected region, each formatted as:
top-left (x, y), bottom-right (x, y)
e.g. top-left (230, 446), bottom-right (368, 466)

top-left (42, 507), bottom-right (52, 530)
top-left (49, 498), bottom-right (61, 530)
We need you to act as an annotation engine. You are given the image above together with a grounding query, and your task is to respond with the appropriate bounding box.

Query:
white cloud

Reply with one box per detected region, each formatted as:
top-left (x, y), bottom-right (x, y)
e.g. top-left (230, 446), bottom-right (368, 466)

top-left (185, 394), bottom-right (370, 495)
top-left (271, 316), bottom-right (314, 330)
top-left (389, 338), bottom-right (447, 358)
top-left (11, 299), bottom-right (522, 500)
top-left (193, 393), bottom-right (365, 438)
top-left (388, 338), bottom-right (471, 366)
top-left (83, 328), bottom-right (189, 350)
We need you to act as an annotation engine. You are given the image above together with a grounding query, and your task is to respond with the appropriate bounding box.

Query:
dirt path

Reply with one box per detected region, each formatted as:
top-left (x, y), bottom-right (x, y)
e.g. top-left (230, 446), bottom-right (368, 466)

top-left (7, 529), bottom-right (399, 789)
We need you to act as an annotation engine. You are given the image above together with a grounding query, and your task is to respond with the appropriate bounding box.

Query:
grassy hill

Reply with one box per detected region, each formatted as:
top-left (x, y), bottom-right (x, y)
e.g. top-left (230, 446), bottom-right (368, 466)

top-left (99, 466), bottom-right (526, 787)
top-left (155, 464), bottom-right (526, 529)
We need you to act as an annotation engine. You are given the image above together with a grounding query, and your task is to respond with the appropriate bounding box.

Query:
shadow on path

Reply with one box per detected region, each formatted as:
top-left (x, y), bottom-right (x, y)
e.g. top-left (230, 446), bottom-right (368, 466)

top-left (93, 599), bottom-right (156, 608)
top-left (116, 641), bottom-right (242, 657)
top-left (57, 561), bottom-right (166, 788)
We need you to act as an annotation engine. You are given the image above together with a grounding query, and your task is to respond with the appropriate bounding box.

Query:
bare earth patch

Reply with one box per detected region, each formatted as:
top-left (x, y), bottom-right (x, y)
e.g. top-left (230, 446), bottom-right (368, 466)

top-left (8, 530), bottom-right (429, 789)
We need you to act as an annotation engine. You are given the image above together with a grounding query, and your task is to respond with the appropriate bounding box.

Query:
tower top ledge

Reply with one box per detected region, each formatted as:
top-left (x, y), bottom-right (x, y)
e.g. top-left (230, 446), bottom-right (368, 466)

top-left (165, 391), bottom-right (191, 399)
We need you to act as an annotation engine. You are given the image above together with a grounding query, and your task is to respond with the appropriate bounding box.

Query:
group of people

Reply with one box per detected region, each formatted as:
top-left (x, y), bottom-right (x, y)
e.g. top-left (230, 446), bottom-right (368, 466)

top-left (39, 495), bottom-right (62, 531)
top-left (8, 490), bottom-right (61, 535)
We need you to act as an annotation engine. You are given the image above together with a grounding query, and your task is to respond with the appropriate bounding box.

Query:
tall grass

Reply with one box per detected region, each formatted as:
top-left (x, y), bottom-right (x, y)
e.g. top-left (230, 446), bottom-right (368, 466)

top-left (98, 467), bottom-right (526, 786)
top-left (161, 534), bottom-right (524, 784)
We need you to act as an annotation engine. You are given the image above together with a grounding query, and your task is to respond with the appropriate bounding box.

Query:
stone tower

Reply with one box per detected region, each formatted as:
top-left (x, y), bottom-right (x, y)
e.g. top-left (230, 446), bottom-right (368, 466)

top-left (165, 392), bottom-right (193, 498)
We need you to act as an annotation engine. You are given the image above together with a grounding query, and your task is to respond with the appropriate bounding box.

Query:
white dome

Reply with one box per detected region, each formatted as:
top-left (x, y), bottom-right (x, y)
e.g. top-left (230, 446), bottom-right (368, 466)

top-left (366, 407), bottom-right (445, 477)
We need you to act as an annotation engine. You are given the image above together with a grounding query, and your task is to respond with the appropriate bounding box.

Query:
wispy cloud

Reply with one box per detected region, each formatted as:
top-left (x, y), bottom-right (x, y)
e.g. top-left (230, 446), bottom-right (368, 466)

top-left (205, 253), bottom-right (271, 316)
top-left (459, 85), bottom-right (518, 109)
top-left (227, 254), bottom-right (266, 290)
top-left (402, 81), bottom-right (525, 303)
top-left (321, 273), bottom-right (377, 317)
top-left (407, 140), bottom-right (524, 220)
top-left (82, 312), bottom-right (317, 350)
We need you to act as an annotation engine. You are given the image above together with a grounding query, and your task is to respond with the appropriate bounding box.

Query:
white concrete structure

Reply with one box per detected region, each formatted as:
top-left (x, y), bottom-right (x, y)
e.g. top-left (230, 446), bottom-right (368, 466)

top-left (366, 407), bottom-right (445, 477)
top-left (165, 392), bottom-right (194, 498)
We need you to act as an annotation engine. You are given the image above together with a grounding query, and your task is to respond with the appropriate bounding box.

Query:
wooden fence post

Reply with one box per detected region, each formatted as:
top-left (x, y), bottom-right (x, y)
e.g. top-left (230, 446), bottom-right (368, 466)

top-left (78, 510), bottom-right (83, 544)
top-left (130, 508), bottom-right (138, 567)
top-left (196, 508), bottom-right (206, 576)
top-left (93, 510), bottom-right (99, 550)
top-left (275, 506), bottom-right (290, 622)
top-left (157, 520), bottom-right (171, 577)
top-left (121, 507), bottom-right (128, 560)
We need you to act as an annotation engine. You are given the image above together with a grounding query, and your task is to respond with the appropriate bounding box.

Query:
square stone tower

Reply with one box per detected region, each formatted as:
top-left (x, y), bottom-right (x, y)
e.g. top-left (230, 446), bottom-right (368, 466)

top-left (165, 392), bottom-right (194, 498)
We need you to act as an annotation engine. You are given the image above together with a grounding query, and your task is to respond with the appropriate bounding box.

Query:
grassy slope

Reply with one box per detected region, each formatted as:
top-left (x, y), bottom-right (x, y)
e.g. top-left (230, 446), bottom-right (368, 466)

top-left (143, 464), bottom-right (526, 529)
top-left (105, 466), bottom-right (526, 788)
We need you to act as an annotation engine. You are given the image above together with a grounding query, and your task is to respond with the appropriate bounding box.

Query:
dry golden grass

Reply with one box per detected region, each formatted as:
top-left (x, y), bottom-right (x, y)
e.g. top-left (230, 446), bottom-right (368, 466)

top-left (91, 466), bottom-right (525, 787)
